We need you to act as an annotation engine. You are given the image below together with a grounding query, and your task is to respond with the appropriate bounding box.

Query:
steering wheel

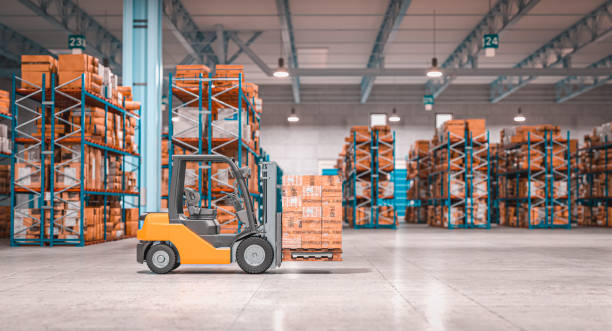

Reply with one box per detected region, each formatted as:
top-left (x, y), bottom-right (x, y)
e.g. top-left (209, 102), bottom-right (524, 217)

top-left (183, 188), bottom-right (201, 214)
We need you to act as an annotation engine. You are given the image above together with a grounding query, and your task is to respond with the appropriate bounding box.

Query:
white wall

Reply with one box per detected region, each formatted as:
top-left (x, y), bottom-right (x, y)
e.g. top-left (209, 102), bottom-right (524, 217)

top-left (260, 101), bottom-right (612, 175)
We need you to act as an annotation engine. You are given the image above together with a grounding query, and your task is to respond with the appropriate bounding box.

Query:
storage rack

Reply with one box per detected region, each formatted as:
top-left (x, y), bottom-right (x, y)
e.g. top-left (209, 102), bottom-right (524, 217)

top-left (498, 131), bottom-right (571, 229)
top-left (343, 128), bottom-right (397, 229)
top-left (165, 73), bottom-right (261, 233)
top-left (406, 152), bottom-right (432, 224)
top-left (10, 73), bottom-right (141, 246)
top-left (427, 130), bottom-right (491, 229)
top-left (575, 136), bottom-right (610, 227)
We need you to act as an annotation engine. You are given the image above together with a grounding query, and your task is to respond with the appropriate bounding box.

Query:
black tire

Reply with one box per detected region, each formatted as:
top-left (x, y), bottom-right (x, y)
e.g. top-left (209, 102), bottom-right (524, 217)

top-left (236, 237), bottom-right (274, 274)
top-left (171, 262), bottom-right (181, 271)
top-left (146, 244), bottom-right (177, 274)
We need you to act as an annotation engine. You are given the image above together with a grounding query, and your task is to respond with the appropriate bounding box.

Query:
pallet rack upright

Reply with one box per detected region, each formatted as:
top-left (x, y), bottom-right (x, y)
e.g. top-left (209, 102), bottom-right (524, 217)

top-left (10, 73), bottom-right (141, 246)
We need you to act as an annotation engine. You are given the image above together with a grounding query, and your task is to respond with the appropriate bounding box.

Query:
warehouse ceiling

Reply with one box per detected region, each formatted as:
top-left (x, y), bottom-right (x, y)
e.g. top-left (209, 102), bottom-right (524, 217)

top-left (0, 0), bottom-right (610, 88)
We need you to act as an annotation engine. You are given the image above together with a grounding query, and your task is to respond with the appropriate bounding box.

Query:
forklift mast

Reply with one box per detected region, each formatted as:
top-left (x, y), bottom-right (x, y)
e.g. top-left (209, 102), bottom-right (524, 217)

top-left (261, 161), bottom-right (283, 268)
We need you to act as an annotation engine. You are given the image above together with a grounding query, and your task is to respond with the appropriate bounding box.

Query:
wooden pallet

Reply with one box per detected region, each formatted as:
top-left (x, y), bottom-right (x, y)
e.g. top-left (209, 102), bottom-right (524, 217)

top-left (282, 248), bottom-right (342, 262)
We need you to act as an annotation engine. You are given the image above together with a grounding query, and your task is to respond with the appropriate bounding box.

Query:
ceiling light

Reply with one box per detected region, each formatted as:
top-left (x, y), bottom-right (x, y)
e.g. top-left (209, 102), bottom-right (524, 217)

top-left (426, 57), bottom-right (443, 78)
top-left (389, 108), bottom-right (400, 122)
top-left (273, 57), bottom-right (289, 78)
top-left (287, 108), bottom-right (299, 123)
top-left (172, 116), bottom-right (180, 122)
top-left (514, 107), bottom-right (526, 122)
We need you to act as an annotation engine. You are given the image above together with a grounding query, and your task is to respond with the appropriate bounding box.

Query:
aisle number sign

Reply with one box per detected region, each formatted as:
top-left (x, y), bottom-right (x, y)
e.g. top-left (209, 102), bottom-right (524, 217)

top-left (423, 95), bottom-right (434, 111)
top-left (483, 33), bottom-right (499, 57)
top-left (68, 35), bottom-right (86, 50)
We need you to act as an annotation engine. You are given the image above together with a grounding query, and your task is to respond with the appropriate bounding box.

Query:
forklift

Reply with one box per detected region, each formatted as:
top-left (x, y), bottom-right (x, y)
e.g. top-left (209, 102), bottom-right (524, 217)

top-left (136, 154), bottom-right (282, 274)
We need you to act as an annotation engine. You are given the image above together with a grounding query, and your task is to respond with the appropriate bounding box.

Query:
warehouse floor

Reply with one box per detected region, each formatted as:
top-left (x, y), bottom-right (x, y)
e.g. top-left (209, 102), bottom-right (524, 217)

top-left (1, 225), bottom-right (612, 330)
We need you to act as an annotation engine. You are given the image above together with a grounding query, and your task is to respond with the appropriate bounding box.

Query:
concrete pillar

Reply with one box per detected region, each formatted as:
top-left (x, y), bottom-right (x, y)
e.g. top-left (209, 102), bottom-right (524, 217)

top-left (123, 0), bottom-right (162, 212)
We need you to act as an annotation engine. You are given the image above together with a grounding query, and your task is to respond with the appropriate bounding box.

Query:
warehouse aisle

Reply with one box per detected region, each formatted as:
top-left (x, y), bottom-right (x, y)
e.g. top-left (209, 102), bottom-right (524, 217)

top-left (1, 225), bottom-right (612, 330)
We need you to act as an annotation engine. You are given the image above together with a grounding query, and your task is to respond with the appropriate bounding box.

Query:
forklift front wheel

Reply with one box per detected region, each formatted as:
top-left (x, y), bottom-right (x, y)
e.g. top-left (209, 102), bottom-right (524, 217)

top-left (146, 244), bottom-right (177, 274)
top-left (236, 237), bottom-right (274, 274)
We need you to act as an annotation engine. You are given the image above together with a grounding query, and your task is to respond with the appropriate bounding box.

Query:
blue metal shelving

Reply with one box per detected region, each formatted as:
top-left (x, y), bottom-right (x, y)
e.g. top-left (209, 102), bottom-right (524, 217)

top-left (10, 73), bottom-right (141, 246)
top-left (498, 130), bottom-right (571, 229)
top-left (343, 128), bottom-right (397, 229)
top-left (165, 73), bottom-right (262, 233)
top-left (427, 130), bottom-right (491, 229)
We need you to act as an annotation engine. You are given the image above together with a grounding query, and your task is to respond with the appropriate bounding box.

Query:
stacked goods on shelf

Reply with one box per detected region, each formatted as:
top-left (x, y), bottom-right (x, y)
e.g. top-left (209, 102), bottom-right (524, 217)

top-left (341, 125), bottom-right (396, 228)
top-left (497, 125), bottom-right (572, 228)
top-left (0, 206), bottom-right (8, 238)
top-left (0, 90), bottom-right (9, 115)
top-left (20, 55), bottom-right (57, 88)
top-left (58, 54), bottom-right (102, 94)
top-left (21, 54), bottom-right (139, 110)
top-left (0, 122), bottom-right (9, 154)
top-left (405, 140), bottom-right (430, 223)
top-left (575, 122), bottom-right (612, 227)
top-left (281, 175), bottom-right (342, 260)
top-left (10, 54), bottom-right (140, 246)
top-left (164, 64), bottom-right (261, 233)
top-left (174, 65), bottom-right (210, 88)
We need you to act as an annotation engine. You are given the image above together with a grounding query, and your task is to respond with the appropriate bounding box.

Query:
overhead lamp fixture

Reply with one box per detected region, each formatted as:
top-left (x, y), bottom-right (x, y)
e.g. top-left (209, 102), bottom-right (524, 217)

top-left (426, 57), bottom-right (443, 78)
top-left (172, 116), bottom-right (180, 122)
top-left (513, 107), bottom-right (526, 122)
top-left (274, 57), bottom-right (289, 78)
top-left (287, 108), bottom-right (299, 123)
top-left (426, 10), bottom-right (443, 79)
top-left (389, 108), bottom-right (400, 122)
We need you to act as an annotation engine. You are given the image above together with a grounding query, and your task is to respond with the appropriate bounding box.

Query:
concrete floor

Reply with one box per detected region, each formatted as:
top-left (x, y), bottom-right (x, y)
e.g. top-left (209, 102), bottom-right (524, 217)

top-left (1, 225), bottom-right (612, 330)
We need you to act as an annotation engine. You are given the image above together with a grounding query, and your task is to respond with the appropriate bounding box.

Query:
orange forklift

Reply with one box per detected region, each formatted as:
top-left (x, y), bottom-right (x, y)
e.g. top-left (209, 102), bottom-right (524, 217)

top-left (136, 154), bottom-right (282, 274)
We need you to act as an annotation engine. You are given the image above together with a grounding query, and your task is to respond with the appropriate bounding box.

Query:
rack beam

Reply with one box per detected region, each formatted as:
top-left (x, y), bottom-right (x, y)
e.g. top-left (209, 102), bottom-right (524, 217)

top-left (360, 0), bottom-right (412, 103)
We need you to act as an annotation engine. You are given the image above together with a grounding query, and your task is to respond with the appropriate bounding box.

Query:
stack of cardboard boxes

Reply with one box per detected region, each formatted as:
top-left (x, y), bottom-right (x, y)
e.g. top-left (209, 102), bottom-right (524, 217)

top-left (0, 90), bottom-right (9, 115)
top-left (20, 55), bottom-right (57, 89)
top-left (58, 54), bottom-right (102, 94)
top-left (281, 175), bottom-right (342, 259)
top-left (0, 206), bottom-right (9, 238)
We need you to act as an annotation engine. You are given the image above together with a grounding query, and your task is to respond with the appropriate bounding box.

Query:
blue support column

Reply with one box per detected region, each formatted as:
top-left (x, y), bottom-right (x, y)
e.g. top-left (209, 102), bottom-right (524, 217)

top-left (123, 0), bottom-right (163, 212)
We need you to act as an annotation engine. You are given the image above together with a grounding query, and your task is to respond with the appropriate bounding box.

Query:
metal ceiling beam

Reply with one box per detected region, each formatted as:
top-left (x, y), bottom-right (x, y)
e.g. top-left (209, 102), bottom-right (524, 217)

top-left (490, 0), bottom-right (612, 103)
top-left (555, 54), bottom-right (612, 103)
top-left (0, 21), bottom-right (54, 63)
top-left (228, 32), bottom-right (274, 76)
top-left (360, 0), bottom-right (412, 103)
top-left (227, 32), bottom-right (262, 64)
top-left (18, 0), bottom-right (122, 73)
top-left (290, 67), bottom-right (612, 76)
top-left (276, 0), bottom-right (300, 104)
top-left (162, 0), bottom-right (219, 66)
top-left (425, 0), bottom-right (540, 98)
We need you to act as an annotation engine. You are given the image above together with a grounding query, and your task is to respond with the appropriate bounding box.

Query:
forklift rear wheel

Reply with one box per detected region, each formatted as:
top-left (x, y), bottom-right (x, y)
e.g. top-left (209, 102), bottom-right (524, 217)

top-left (146, 244), bottom-right (177, 274)
top-left (236, 237), bottom-right (274, 274)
